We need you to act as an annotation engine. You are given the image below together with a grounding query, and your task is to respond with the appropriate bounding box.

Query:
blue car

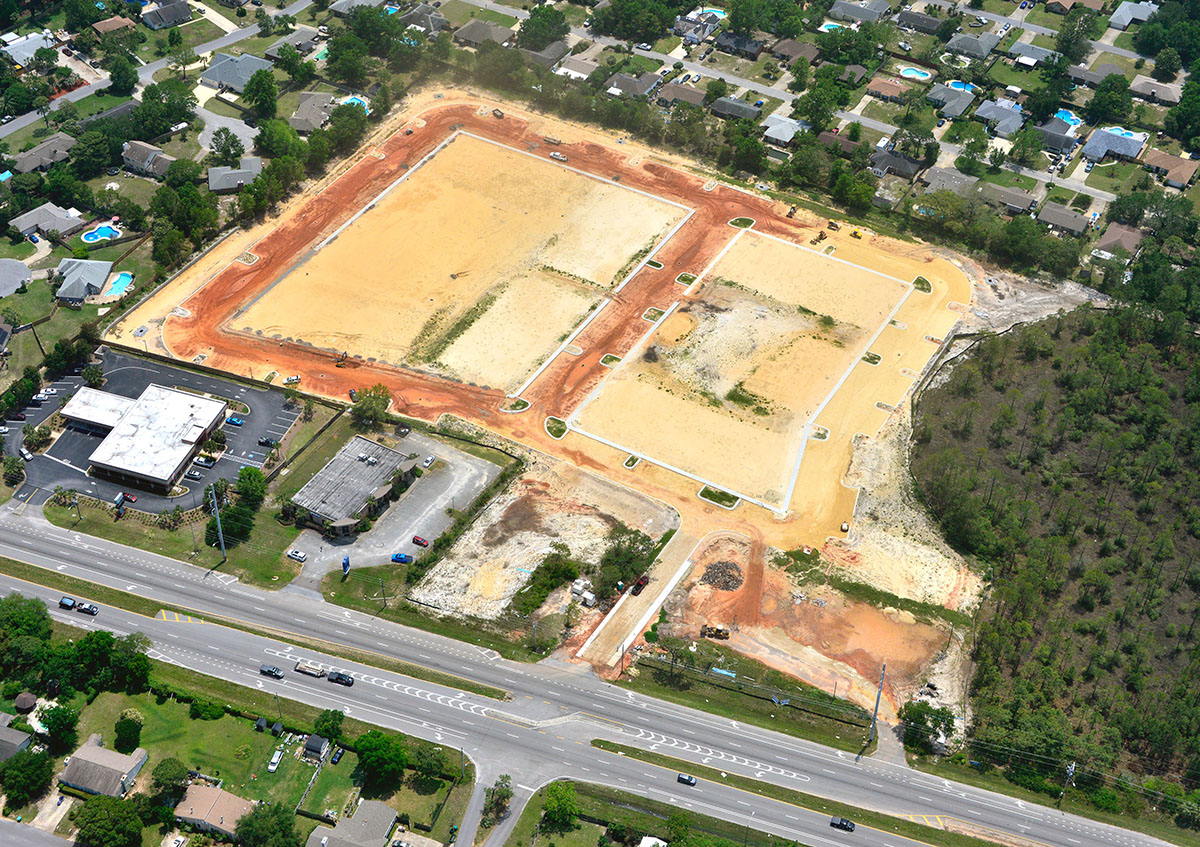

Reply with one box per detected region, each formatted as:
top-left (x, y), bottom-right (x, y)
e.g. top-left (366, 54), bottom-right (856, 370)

top-left (391, 553), bottom-right (413, 564)
top-left (226, 416), bottom-right (244, 426)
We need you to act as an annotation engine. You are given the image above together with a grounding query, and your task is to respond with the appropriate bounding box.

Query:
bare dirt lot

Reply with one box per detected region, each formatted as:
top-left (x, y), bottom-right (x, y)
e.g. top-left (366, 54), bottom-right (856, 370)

top-left (410, 459), bottom-right (678, 619)
top-left (236, 134), bottom-right (685, 393)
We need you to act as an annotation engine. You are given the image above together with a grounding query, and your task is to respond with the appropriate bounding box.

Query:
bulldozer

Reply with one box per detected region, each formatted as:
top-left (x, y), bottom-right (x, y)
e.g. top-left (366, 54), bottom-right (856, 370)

top-left (827, 220), bottom-right (841, 231)
top-left (700, 624), bottom-right (731, 640)
top-left (809, 230), bottom-right (827, 245)
top-left (850, 230), bottom-right (863, 239)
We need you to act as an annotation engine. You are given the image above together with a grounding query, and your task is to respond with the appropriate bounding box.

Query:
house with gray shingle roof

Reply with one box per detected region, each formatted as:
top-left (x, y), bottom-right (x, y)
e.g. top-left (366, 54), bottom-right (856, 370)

top-left (974, 98), bottom-right (1025, 138)
top-left (1037, 116), bottom-right (1081, 153)
top-left (122, 141), bottom-right (176, 179)
top-left (55, 259), bottom-right (114, 304)
top-left (143, 0), bottom-right (192, 30)
top-left (898, 9), bottom-right (941, 32)
top-left (1081, 126), bottom-right (1148, 161)
top-left (9, 202), bottom-right (84, 238)
top-left (979, 182), bottom-right (1037, 213)
top-left (329, 0), bottom-right (386, 14)
top-left (926, 82), bottom-right (976, 118)
top-left (1009, 41), bottom-right (1060, 67)
top-left (829, 0), bottom-right (892, 23)
top-left (1069, 62), bottom-right (1126, 87)
top-left (711, 97), bottom-right (761, 120)
top-left (0, 725), bottom-right (30, 763)
top-left (761, 114), bottom-right (811, 147)
top-left (922, 166), bottom-right (978, 196)
top-left (605, 72), bottom-right (659, 98)
top-left (453, 19), bottom-right (512, 48)
top-left (946, 32), bottom-right (1000, 60)
top-left (265, 28), bottom-right (321, 61)
top-left (1109, 0), bottom-right (1158, 29)
top-left (0, 32), bottom-right (55, 69)
top-left (657, 83), bottom-right (706, 108)
top-left (13, 133), bottom-right (77, 173)
top-left (1130, 73), bottom-right (1181, 104)
top-left (208, 156), bottom-right (262, 193)
top-left (399, 2), bottom-right (450, 35)
top-left (1038, 202), bottom-right (1090, 235)
top-left (289, 92), bottom-right (336, 133)
top-left (58, 734), bottom-right (147, 796)
top-left (200, 53), bottom-right (274, 93)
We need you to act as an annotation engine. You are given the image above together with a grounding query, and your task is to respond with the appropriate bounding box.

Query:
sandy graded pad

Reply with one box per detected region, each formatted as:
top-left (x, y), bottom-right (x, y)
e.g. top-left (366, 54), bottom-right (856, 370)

top-left (236, 133), bottom-right (686, 389)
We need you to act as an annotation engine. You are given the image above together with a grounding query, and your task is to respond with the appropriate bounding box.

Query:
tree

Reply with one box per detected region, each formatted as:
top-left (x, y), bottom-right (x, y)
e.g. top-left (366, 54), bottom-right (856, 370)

top-left (482, 774), bottom-right (513, 826)
top-left (41, 704), bottom-right (79, 752)
top-left (109, 55), bottom-right (138, 95)
top-left (1055, 8), bottom-right (1098, 63)
top-left (355, 730), bottom-right (408, 788)
top-left (243, 68), bottom-right (278, 119)
top-left (150, 757), bottom-right (188, 799)
top-left (728, 0), bottom-right (764, 34)
top-left (235, 803), bottom-right (303, 847)
top-left (210, 126), bottom-right (246, 168)
top-left (164, 158), bottom-right (202, 188)
top-left (1009, 125), bottom-right (1043, 166)
top-left (167, 27), bottom-right (183, 49)
top-left (2, 456), bottom-right (24, 486)
top-left (1156, 46), bottom-right (1181, 80)
top-left (349, 383), bottom-right (391, 428)
top-left (704, 77), bottom-right (728, 105)
top-left (326, 32), bottom-right (370, 85)
top-left (413, 744), bottom-right (447, 779)
top-left (314, 709), bottom-right (344, 742)
top-left (797, 79), bottom-right (837, 130)
top-left (234, 466), bottom-right (268, 509)
top-left (71, 131), bottom-right (114, 179)
top-left (167, 45), bottom-right (198, 80)
top-left (113, 708), bottom-right (143, 753)
top-left (1086, 74), bottom-right (1132, 123)
top-left (0, 749), bottom-right (54, 808)
top-left (542, 781), bottom-right (580, 830)
top-left (75, 796), bottom-right (142, 847)
top-left (517, 4), bottom-right (568, 51)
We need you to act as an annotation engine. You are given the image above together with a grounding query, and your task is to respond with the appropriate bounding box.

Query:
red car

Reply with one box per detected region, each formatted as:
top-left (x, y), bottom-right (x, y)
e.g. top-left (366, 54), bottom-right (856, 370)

top-left (631, 575), bottom-right (650, 596)
top-left (412, 535), bottom-right (429, 547)
top-left (119, 492), bottom-right (137, 503)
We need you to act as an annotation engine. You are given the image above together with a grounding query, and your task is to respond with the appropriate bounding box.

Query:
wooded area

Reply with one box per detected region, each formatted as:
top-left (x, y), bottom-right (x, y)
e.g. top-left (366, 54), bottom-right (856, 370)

top-left (912, 306), bottom-right (1200, 825)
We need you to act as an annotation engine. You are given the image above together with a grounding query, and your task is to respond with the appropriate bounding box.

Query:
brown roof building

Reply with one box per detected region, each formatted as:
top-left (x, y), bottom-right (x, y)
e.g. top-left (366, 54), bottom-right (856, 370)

top-left (818, 130), bottom-right (862, 156)
top-left (1096, 222), bottom-right (1146, 254)
top-left (175, 785), bottom-right (255, 838)
top-left (1143, 148), bottom-right (1199, 188)
top-left (866, 76), bottom-right (910, 102)
top-left (657, 83), bottom-right (706, 108)
top-left (770, 39), bottom-right (819, 65)
top-left (93, 15), bottom-right (136, 35)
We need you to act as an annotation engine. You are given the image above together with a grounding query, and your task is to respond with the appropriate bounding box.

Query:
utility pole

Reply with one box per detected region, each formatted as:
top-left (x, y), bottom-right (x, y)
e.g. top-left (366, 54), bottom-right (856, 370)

top-left (868, 662), bottom-right (886, 745)
top-left (70, 497), bottom-right (80, 525)
top-left (210, 483), bottom-right (227, 562)
top-left (275, 692), bottom-right (282, 721)
top-left (1057, 761), bottom-right (1076, 808)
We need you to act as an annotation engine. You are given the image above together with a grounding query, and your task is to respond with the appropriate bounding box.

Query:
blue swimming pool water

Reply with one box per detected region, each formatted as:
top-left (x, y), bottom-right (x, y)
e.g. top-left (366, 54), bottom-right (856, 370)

top-left (1102, 125), bottom-right (1138, 138)
top-left (819, 21), bottom-right (843, 31)
top-left (314, 48), bottom-right (329, 60)
top-left (1055, 108), bottom-right (1082, 127)
top-left (105, 272), bottom-right (133, 297)
top-left (700, 7), bottom-right (727, 17)
top-left (899, 66), bottom-right (932, 80)
top-left (946, 79), bottom-right (978, 92)
top-left (82, 224), bottom-right (121, 243)
top-left (385, 4), bottom-right (398, 12)
top-left (343, 96), bottom-right (371, 114)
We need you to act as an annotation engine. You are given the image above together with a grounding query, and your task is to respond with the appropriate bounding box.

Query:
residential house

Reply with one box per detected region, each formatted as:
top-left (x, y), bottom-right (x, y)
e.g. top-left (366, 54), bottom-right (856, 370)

top-left (1143, 148), bottom-right (1199, 188)
top-left (674, 11), bottom-right (722, 45)
top-left (1046, 0), bottom-right (1104, 12)
top-left (92, 16), bottom-right (136, 37)
top-left (974, 98), bottom-right (1025, 138)
top-left (399, 3), bottom-right (450, 36)
top-left (818, 130), bottom-right (863, 156)
top-left (175, 785), bottom-right (254, 839)
top-left (1068, 62), bottom-right (1126, 87)
top-left (1009, 42), bottom-right (1060, 68)
top-left (1109, 0), bottom-right (1158, 29)
top-left (55, 259), bottom-right (113, 304)
top-left (926, 82), bottom-right (976, 118)
top-left (946, 32), bottom-right (1001, 60)
top-left (200, 53), bottom-right (274, 94)
top-left (80, 100), bottom-right (138, 128)
top-left (711, 97), bottom-right (761, 120)
top-left (0, 725), bottom-right (31, 763)
top-left (1081, 126), bottom-right (1148, 161)
top-left (265, 28), bottom-right (322, 61)
top-left (1038, 202), bottom-right (1090, 235)
top-left (521, 40), bottom-right (569, 68)
top-left (58, 734), bottom-right (147, 796)
top-left (13, 133), bottom-right (77, 173)
top-left (866, 75), bottom-right (910, 103)
top-left (289, 92), bottom-right (336, 133)
top-left (1130, 73), bottom-right (1181, 104)
top-left (208, 156), bottom-right (263, 193)
top-left (761, 114), bottom-right (811, 147)
top-left (657, 83), bottom-right (706, 108)
top-left (304, 799), bottom-right (397, 847)
top-left (1036, 116), bottom-right (1081, 153)
top-left (9, 202), bottom-right (84, 238)
top-left (143, 0), bottom-right (193, 30)
top-left (453, 19), bottom-right (512, 48)
top-left (770, 39), bottom-right (819, 66)
top-left (922, 166), bottom-right (979, 196)
top-left (329, 0), bottom-right (387, 13)
top-left (829, 0), bottom-right (892, 23)
top-left (554, 56), bottom-right (599, 80)
top-left (1096, 221), bottom-right (1146, 254)
top-left (605, 72), bottom-right (659, 98)
top-left (0, 32), bottom-right (56, 69)
top-left (898, 9), bottom-right (942, 33)
top-left (869, 150), bottom-right (921, 179)
top-left (122, 141), bottom-right (176, 179)
top-left (836, 63), bottom-right (869, 85)
top-left (303, 734), bottom-right (330, 761)
top-left (979, 182), bottom-right (1037, 213)
top-left (714, 31), bottom-right (766, 59)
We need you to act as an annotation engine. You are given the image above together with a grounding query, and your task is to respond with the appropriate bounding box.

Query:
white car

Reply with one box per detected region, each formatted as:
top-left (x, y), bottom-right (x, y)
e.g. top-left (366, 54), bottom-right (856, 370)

top-left (268, 750), bottom-right (282, 773)
top-left (172, 837), bottom-right (186, 847)
top-left (286, 549), bottom-right (307, 563)
top-left (422, 455), bottom-right (435, 468)
top-left (43, 387), bottom-right (57, 395)
top-left (0, 426), bottom-right (8, 434)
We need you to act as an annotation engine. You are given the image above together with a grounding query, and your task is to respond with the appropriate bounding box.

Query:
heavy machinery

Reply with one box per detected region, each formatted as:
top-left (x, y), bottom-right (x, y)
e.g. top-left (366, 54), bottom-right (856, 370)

top-left (809, 230), bottom-right (827, 245)
top-left (827, 220), bottom-right (840, 231)
top-left (700, 624), bottom-right (730, 640)
top-left (786, 205), bottom-right (797, 218)
top-left (851, 230), bottom-right (863, 239)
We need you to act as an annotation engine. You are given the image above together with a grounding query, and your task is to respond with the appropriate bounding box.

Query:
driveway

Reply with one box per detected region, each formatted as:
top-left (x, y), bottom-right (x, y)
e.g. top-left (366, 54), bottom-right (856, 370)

top-left (286, 431), bottom-right (505, 597)
top-left (197, 102), bottom-right (257, 152)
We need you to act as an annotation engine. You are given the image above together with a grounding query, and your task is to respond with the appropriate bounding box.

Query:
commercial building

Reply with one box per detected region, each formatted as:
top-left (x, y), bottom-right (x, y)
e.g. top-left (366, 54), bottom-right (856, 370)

top-left (60, 385), bottom-right (227, 493)
top-left (291, 435), bottom-right (417, 534)
top-left (58, 734), bottom-right (147, 797)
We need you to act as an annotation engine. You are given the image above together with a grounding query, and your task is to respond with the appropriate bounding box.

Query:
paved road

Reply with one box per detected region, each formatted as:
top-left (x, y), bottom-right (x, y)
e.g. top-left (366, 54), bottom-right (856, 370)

top-left (0, 819), bottom-right (71, 847)
top-left (923, 0), bottom-right (1144, 60)
top-left (0, 505), bottom-right (1169, 847)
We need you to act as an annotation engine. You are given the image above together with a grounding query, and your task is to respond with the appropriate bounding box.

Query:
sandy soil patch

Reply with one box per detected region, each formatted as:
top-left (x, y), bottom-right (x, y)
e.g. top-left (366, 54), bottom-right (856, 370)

top-left (237, 133), bottom-right (684, 388)
top-left (410, 459), bottom-right (678, 619)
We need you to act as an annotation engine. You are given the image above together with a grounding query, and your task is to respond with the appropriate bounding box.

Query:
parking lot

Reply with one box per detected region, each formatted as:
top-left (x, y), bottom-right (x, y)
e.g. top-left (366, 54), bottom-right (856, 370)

top-left (5, 349), bottom-right (299, 512)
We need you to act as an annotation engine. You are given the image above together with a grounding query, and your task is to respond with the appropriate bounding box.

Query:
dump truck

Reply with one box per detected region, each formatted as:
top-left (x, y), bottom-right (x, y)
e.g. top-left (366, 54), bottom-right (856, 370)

top-left (492, 109), bottom-right (504, 118)
top-left (544, 136), bottom-right (562, 145)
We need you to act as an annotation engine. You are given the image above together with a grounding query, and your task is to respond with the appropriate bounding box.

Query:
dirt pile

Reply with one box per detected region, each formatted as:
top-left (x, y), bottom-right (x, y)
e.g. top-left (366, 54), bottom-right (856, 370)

top-left (699, 560), bottom-right (743, 591)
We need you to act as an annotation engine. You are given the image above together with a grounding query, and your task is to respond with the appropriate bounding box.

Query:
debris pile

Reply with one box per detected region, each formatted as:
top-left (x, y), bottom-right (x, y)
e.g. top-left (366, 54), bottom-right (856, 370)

top-left (699, 560), bottom-right (743, 591)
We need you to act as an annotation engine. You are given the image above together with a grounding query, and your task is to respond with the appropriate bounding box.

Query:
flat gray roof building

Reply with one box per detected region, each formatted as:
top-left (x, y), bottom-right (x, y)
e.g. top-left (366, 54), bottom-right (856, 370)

top-left (55, 259), bottom-right (113, 304)
top-left (293, 435), bottom-right (416, 524)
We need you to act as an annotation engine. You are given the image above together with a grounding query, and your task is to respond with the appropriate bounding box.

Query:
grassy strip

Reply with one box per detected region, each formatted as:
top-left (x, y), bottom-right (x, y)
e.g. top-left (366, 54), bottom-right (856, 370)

top-left (545, 416), bottom-right (567, 438)
top-left (912, 760), bottom-right (1200, 847)
top-left (0, 555), bottom-right (508, 700)
top-left (592, 741), bottom-right (1004, 847)
top-left (699, 486), bottom-right (738, 507)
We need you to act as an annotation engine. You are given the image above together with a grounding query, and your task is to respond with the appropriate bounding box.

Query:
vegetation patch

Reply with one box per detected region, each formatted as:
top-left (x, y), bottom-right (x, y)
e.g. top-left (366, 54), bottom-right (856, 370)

top-left (501, 397), bottom-right (529, 412)
top-left (676, 273), bottom-right (696, 285)
top-left (729, 217), bottom-right (755, 228)
top-left (913, 276), bottom-right (932, 293)
top-left (646, 259), bottom-right (663, 270)
top-left (698, 486), bottom-right (739, 508)
top-left (601, 354), bottom-right (622, 367)
top-left (623, 454), bottom-right (640, 469)
top-left (862, 351), bottom-right (882, 365)
top-left (545, 416), bottom-right (568, 439)
top-left (724, 381), bottom-right (771, 415)
top-left (642, 307), bottom-right (665, 322)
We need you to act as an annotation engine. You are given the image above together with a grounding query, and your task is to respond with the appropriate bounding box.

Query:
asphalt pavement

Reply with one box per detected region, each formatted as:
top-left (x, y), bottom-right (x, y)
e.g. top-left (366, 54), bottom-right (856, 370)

top-left (0, 504), bottom-right (1171, 847)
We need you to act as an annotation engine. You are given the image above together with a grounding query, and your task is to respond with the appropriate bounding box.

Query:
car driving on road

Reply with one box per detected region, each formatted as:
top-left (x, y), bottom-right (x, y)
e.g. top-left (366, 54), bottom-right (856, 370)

top-left (260, 664), bottom-right (285, 678)
top-left (328, 671), bottom-right (354, 686)
top-left (677, 773), bottom-right (697, 786)
top-left (76, 602), bottom-right (99, 616)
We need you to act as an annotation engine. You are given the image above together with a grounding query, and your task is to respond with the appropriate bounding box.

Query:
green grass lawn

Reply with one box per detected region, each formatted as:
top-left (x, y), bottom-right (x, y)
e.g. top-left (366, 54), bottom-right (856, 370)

top-left (862, 99), bottom-right (937, 134)
top-left (980, 168), bottom-right (1038, 190)
top-left (1113, 29), bottom-right (1139, 52)
top-left (70, 91), bottom-right (134, 121)
top-left (0, 237), bottom-right (35, 261)
top-left (4, 121), bottom-right (56, 154)
top-left (439, 0), bottom-right (517, 28)
top-left (159, 129), bottom-right (204, 162)
top-left (988, 59), bottom-right (1047, 90)
top-left (654, 34), bottom-right (683, 53)
top-left (997, 26), bottom-right (1025, 52)
top-left (1085, 159), bottom-right (1141, 193)
top-left (202, 95), bottom-right (246, 119)
top-left (84, 173), bottom-right (161, 209)
top-left (0, 277), bottom-right (55, 325)
top-left (134, 18), bottom-right (225, 62)
top-left (1090, 50), bottom-right (1141, 77)
top-left (0, 299), bottom-right (101, 392)
top-left (300, 750), bottom-right (359, 817)
top-left (1045, 185), bottom-right (1077, 205)
top-left (1022, 5), bottom-right (1066, 27)
top-left (555, 1), bottom-right (589, 26)
top-left (1031, 32), bottom-right (1057, 49)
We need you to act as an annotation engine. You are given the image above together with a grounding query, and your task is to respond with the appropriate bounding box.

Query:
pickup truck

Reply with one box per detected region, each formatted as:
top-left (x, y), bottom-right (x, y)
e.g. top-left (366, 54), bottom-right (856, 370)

top-left (549, 152), bottom-right (568, 162)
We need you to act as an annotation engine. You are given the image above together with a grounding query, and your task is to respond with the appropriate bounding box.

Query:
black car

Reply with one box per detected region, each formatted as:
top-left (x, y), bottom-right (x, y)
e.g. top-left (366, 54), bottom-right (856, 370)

top-left (76, 602), bottom-right (99, 616)
top-left (331, 748), bottom-right (344, 764)
top-left (328, 671), bottom-right (354, 686)
top-left (260, 664), bottom-right (285, 679)
top-left (258, 436), bottom-right (278, 448)
top-left (830, 817), bottom-right (855, 832)
top-left (59, 596), bottom-right (76, 610)
top-left (349, 389), bottom-right (358, 402)
top-left (677, 773), bottom-right (697, 786)
top-left (631, 574), bottom-right (650, 596)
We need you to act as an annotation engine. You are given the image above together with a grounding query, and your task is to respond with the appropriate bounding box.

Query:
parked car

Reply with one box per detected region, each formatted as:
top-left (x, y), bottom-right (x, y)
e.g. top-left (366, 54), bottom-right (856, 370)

top-left (260, 664), bottom-right (285, 678)
top-left (185, 469), bottom-right (204, 481)
top-left (59, 596), bottom-right (76, 610)
top-left (392, 553), bottom-right (414, 564)
top-left (193, 456), bottom-right (215, 468)
top-left (118, 492), bottom-right (136, 503)
top-left (105, 166), bottom-right (119, 176)
top-left (1085, 160), bottom-right (1095, 172)
top-left (283, 375), bottom-right (301, 385)
top-left (9, 412), bottom-right (26, 421)
top-left (677, 773), bottom-right (697, 786)
top-left (27, 234), bottom-right (36, 243)
top-left (754, 99), bottom-right (764, 107)
top-left (636, 42), bottom-right (652, 50)
top-left (349, 389), bottom-right (358, 402)
top-left (0, 426), bottom-right (8, 434)
top-left (258, 436), bottom-right (278, 448)
top-left (76, 603), bottom-right (99, 616)
top-left (287, 549), bottom-right (307, 562)
top-left (331, 748), bottom-right (344, 764)
top-left (937, 118), bottom-right (946, 127)
top-left (43, 387), bottom-right (57, 395)
top-left (422, 455), bottom-right (435, 468)
top-left (830, 818), bottom-right (855, 832)
top-left (631, 574), bottom-right (650, 596)
top-left (226, 416), bottom-right (244, 426)
top-left (328, 671), bottom-right (354, 686)
top-left (412, 535), bottom-right (429, 547)
top-left (19, 447), bottom-right (33, 461)
top-left (268, 750), bottom-right (282, 773)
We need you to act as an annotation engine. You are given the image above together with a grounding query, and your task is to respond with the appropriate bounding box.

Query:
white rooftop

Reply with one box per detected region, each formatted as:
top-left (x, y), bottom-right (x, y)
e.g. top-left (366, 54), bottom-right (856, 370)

top-left (61, 387), bottom-right (137, 430)
top-left (86, 385), bottom-right (227, 484)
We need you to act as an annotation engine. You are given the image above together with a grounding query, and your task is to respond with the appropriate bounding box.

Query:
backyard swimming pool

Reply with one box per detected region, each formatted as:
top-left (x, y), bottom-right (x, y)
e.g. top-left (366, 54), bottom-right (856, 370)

top-left (700, 8), bottom-right (728, 17)
top-left (314, 48), bottom-right (328, 60)
top-left (819, 21), bottom-right (843, 31)
top-left (1102, 125), bottom-right (1143, 139)
top-left (946, 79), bottom-right (978, 92)
top-left (105, 271), bottom-right (133, 297)
top-left (1055, 108), bottom-right (1082, 127)
top-left (343, 96), bottom-right (371, 114)
top-left (899, 66), bottom-right (932, 80)
top-left (82, 224), bottom-right (121, 243)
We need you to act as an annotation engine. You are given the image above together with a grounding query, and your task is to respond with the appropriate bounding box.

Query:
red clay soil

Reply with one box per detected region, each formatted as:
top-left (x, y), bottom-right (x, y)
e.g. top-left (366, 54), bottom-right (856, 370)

top-left (160, 103), bottom-right (819, 434)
